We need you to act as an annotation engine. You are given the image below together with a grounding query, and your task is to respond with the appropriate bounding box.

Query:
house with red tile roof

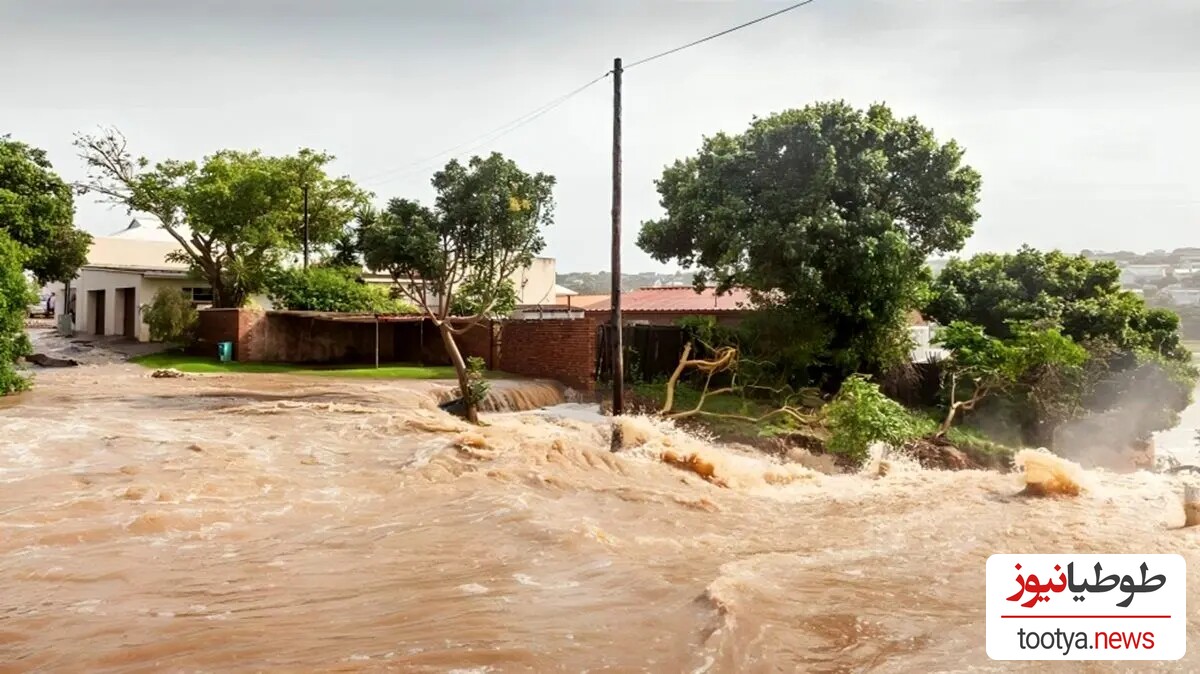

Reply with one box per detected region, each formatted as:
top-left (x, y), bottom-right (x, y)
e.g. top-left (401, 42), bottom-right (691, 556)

top-left (582, 286), bottom-right (755, 326)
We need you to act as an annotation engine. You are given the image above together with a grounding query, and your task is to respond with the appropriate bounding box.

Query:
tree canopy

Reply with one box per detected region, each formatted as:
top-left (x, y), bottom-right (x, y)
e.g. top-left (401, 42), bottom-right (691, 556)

top-left (926, 248), bottom-right (1196, 443)
top-left (74, 129), bottom-right (368, 307)
top-left (360, 152), bottom-right (554, 422)
top-left (0, 136), bottom-right (91, 283)
top-left (637, 101), bottom-right (981, 380)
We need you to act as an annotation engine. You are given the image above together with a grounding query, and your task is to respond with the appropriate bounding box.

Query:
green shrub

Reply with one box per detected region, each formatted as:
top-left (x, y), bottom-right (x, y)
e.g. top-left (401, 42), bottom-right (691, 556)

top-left (143, 288), bottom-right (199, 344)
top-left (824, 374), bottom-right (918, 465)
top-left (266, 267), bottom-right (416, 314)
top-left (0, 232), bottom-right (35, 394)
top-left (459, 356), bottom-right (491, 405)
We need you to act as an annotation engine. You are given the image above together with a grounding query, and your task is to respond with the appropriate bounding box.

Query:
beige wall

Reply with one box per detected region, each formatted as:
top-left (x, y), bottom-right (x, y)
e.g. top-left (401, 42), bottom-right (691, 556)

top-left (510, 256), bottom-right (556, 306)
top-left (85, 237), bottom-right (187, 269)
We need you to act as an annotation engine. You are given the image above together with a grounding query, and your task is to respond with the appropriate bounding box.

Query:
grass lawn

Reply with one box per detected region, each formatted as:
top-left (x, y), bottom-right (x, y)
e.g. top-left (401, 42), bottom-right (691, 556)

top-left (130, 352), bottom-right (463, 380)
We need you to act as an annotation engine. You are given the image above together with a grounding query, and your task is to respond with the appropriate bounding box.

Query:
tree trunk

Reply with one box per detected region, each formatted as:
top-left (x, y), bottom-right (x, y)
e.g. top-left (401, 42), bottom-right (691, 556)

top-left (439, 321), bottom-right (479, 424)
top-left (939, 403), bottom-right (960, 436)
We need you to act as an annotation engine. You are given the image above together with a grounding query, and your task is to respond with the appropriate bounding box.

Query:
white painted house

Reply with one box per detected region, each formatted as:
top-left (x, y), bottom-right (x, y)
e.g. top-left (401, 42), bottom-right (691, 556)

top-left (54, 218), bottom-right (210, 341)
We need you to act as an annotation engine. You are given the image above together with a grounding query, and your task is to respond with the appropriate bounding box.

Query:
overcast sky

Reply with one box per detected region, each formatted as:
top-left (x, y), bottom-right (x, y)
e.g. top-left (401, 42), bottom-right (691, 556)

top-left (3, 0), bottom-right (1198, 272)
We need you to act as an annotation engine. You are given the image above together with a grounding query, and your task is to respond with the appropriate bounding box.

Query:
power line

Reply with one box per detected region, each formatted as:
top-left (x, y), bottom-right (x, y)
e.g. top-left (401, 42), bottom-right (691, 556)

top-left (624, 0), bottom-right (818, 70)
top-left (361, 71), bottom-right (611, 187)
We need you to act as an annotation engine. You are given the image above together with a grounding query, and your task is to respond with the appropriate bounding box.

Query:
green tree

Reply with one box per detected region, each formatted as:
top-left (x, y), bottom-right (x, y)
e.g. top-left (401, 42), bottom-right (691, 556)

top-left (0, 136), bottom-right (92, 283)
top-left (825, 374), bottom-right (919, 466)
top-left (142, 287), bottom-right (199, 344)
top-left (637, 101), bottom-right (981, 381)
top-left (927, 247), bottom-right (1123, 340)
top-left (933, 321), bottom-right (1086, 436)
top-left (0, 231), bottom-right (36, 394)
top-left (450, 277), bottom-right (518, 317)
top-left (360, 153), bottom-right (554, 423)
top-left (74, 129), bottom-right (368, 307)
top-left (926, 248), bottom-right (1196, 442)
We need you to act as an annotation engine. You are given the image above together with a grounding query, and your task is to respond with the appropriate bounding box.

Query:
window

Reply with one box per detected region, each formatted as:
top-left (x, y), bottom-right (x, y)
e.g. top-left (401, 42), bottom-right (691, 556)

top-left (182, 287), bottom-right (214, 303)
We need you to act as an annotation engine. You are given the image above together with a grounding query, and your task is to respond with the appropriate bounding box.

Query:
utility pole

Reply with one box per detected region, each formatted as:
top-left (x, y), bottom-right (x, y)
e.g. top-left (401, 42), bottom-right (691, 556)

top-left (610, 57), bottom-right (625, 420)
top-left (302, 183), bottom-right (310, 269)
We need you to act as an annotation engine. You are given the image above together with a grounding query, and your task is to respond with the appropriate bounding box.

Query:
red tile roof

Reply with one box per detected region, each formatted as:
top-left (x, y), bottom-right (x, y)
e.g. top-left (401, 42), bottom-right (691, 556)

top-left (585, 286), bottom-right (754, 313)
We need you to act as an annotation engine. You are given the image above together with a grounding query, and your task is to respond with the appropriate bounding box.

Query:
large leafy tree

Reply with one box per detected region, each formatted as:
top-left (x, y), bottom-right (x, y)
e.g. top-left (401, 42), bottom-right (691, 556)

top-left (74, 129), bottom-right (367, 307)
top-left (927, 248), bottom-right (1197, 443)
top-left (638, 101), bottom-right (981, 381)
top-left (360, 153), bottom-right (554, 423)
top-left (0, 136), bottom-right (91, 283)
top-left (0, 231), bottom-right (36, 394)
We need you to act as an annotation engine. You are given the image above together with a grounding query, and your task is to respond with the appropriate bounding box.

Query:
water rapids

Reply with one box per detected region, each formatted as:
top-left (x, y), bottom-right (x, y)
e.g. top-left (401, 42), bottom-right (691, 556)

top-left (2, 352), bottom-right (1199, 672)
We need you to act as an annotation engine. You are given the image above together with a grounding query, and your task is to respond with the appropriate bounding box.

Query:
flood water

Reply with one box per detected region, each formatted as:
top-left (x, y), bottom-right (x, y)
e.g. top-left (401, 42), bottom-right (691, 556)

top-left (3, 341), bottom-right (1200, 671)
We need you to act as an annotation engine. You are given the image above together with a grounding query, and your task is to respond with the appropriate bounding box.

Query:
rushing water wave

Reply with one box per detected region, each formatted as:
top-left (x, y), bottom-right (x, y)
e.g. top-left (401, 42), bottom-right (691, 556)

top-left (3, 357), bottom-right (1200, 672)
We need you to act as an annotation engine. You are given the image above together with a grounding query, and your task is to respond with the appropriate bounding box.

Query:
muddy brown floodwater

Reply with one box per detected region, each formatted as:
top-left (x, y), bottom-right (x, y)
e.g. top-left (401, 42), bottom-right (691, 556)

top-left (2, 356), bottom-right (1200, 672)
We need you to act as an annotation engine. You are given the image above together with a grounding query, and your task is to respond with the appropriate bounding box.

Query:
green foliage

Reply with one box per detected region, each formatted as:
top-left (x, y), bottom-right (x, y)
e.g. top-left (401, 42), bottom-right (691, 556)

top-left (322, 226), bottom-right (362, 269)
top-left (0, 136), bottom-right (92, 283)
top-left (360, 153), bottom-right (554, 319)
top-left (360, 152), bottom-right (554, 423)
top-left (266, 267), bottom-right (416, 313)
top-left (926, 248), bottom-right (1197, 441)
top-left (142, 287), bottom-right (199, 344)
top-left (458, 356), bottom-right (491, 406)
top-left (637, 101), bottom-right (981, 379)
top-left (450, 277), bottom-right (518, 317)
top-left (75, 131), bottom-right (369, 307)
top-left (934, 321), bottom-right (1087, 435)
top-left (825, 375), bottom-right (920, 465)
top-left (0, 232), bottom-right (35, 394)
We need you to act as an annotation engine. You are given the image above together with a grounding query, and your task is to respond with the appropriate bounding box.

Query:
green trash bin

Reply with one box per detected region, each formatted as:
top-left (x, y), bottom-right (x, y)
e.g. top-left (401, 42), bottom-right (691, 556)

top-left (218, 341), bottom-right (233, 362)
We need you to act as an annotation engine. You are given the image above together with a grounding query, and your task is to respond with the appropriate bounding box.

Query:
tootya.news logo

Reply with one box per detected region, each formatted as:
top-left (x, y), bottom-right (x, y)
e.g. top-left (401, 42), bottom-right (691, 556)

top-left (985, 554), bottom-right (1185, 660)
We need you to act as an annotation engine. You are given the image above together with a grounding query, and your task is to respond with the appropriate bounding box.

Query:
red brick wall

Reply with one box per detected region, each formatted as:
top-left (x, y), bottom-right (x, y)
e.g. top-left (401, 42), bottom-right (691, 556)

top-left (197, 310), bottom-right (593, 388)
top-left (499, 318), bottom-right (596, 390)
top-left (194, 308), bottom-right (248, 357)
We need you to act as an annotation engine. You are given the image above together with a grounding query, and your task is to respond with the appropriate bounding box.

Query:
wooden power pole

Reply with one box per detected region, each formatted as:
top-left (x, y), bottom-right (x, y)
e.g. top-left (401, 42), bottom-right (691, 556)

top-left (610, 57), bottom-right (625, 419)
top-left (302, 183), bottom-right (310, 269)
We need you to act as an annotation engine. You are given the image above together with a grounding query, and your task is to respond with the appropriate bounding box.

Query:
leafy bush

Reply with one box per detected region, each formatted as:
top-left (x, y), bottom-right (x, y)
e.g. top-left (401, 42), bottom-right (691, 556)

top-left (143, 288), bottom-right (199, 344)
top-left (458, 356), bottom-right (491, 405)
top-left (266, 267), bottom-right (416, 313)
top-left (824, 374), bottom-right (919, 465)
top-left (0, 231), bottom-right (35, 394)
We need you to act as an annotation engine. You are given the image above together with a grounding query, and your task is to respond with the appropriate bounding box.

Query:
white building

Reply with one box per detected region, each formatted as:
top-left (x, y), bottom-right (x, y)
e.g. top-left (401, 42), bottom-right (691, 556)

top-left (1162, 287), bottom-right (1200, 307)
top-left (1119, 264), bottom-right (1170, 286)
top-left (361, 256), bottom-right (559, 312)
top-left (53, 219), bottom-right (210, 341)
top-left (57, 216), bottom-right (561, 339)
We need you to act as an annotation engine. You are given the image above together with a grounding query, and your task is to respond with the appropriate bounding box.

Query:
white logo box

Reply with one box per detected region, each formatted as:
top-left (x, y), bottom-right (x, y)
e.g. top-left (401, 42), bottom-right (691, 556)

top-left (986, 554), bottom-right (1186, 661)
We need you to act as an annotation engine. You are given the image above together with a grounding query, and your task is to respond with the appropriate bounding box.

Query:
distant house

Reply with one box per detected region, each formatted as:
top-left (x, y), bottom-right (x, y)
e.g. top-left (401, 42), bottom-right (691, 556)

top-left (1119, 264), bottom-right (1170, 286)
top-left (1162, 287), bottom-right (1200, 307)
top-left (583, 286), bottom-right (755, 326)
